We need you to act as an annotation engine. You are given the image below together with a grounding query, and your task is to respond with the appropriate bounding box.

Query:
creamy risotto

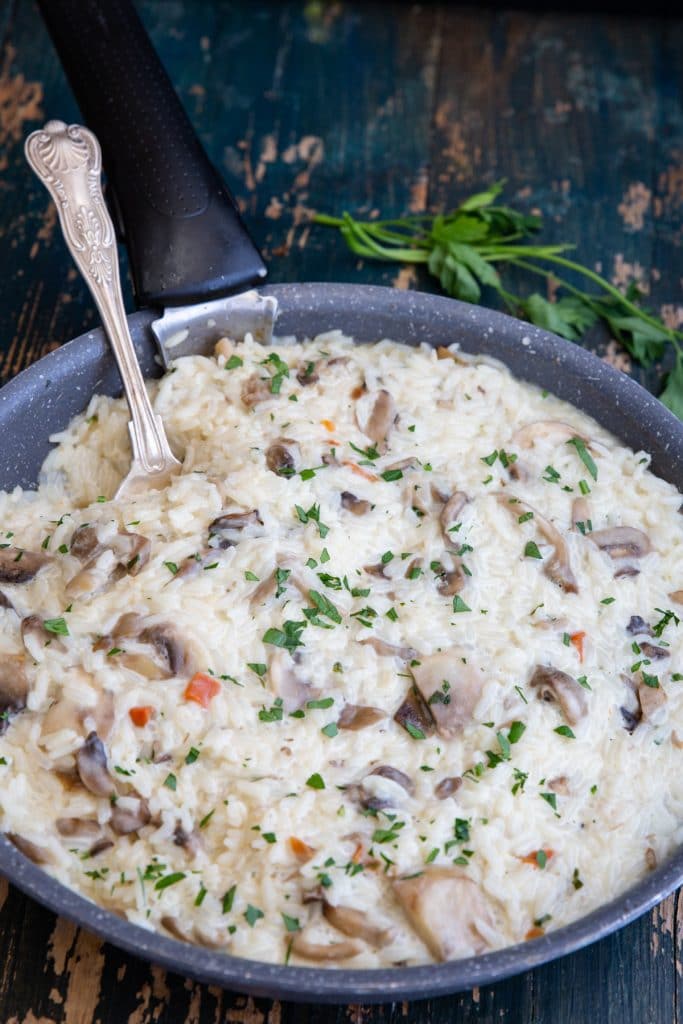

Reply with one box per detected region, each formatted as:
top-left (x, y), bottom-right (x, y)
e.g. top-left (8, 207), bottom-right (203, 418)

top-left (1, 331), bottom-right (682, 968)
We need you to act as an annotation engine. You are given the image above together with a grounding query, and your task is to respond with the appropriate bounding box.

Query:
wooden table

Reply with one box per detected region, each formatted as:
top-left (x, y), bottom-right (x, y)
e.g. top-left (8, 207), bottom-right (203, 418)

top-left (0, 2), bottom-right (681, 1020)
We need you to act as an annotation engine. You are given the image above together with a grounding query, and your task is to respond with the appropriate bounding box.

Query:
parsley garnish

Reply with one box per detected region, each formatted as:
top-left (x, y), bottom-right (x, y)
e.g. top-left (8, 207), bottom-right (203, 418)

top-left (567, 437), bottom-right (598, 481)
top-left (263, 620), bottom-right (306, 654)
top-left (306, 772), bottom-right (325, 789)
top-left (44, 617), bottom-right (69, 636)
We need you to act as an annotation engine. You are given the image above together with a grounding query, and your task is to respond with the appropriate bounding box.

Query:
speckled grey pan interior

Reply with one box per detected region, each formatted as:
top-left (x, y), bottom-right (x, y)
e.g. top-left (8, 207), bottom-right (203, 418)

top-left (1, 282), bottom-right (682, 1003)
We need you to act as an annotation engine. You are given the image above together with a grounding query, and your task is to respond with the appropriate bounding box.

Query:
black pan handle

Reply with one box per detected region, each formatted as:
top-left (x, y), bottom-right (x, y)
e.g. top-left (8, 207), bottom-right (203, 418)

top-left (36, 0), bottom-right (266, 308)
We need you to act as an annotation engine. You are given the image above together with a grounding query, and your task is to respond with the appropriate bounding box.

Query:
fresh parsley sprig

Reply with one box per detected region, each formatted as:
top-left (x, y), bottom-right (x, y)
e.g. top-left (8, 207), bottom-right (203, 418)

top-left (314, 181), bottom-right (683, 416)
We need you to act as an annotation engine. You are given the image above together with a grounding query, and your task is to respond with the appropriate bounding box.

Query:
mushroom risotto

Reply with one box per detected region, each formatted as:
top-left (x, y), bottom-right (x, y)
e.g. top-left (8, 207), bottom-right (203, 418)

top-left (1, 330), bottom-right (682, 968)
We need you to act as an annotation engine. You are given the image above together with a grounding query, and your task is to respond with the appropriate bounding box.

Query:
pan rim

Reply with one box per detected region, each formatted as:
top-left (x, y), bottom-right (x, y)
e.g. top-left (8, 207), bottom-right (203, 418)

top-left (0, 281), bottom-right (681, 1002)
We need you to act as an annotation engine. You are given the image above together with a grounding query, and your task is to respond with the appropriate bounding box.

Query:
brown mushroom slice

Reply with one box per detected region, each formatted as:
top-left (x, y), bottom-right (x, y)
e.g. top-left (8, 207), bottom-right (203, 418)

top-left (173, 823), bottom-right (204, 858)
top-left (7, 832), bottom-right (58, 866)
top-left (370, 765), bottom-right (415, 795)
top-left (56, 817), bottom-right (102, 839)
top-left (364, 562), bottom-right (389, 579)
top-left (338, 704), bottom-right (386, 730)
top-left (208, 509), bottom-right (264, 548)
top-left (638, 677), bottom-right (668, 719)
top-left (76, 731), bottom-right (113, 797)
top-left (384, 457), bottom-right (419, 473)
top-left (393, 867), bottom-right (494, 961)
top-left (290, 933), bottom-right (363, 962)
top-left (241, 373), bottom-right (273, 407)
top-left (512, 420), bottom-right (594, 451)
top-left (638, 641), bottom-right (670, 660)
top-left (340, 491), bottom-right (371, 516)
top-left (70, 524), bottom-right (102, 561)
top-left (669, 590), bottom-right (683, 605)
top-left (409, 650), bottom-right (484, 738)
top-left (21, 614), bottom-right (66, 661)
top-left (440, 492), bottom-right (469, 542)
top-left (109, 530), bottom-right (151, 576)
top-left (323, 901), bottom-right (394, 948)
top-left (110, 797), bottom-right (150, 835)
top-left (528, 665), bottom-right (588, 726)
top-left (495, 494), bottom-right (578, 594)
top-left (432, 555), bottom-right (467, 597)
top-left (269, 650), bottom-right (314, 712)
top-left (571, 497), bottom-right (591, 531)
top-left (355, 388), bottom-right (397, 453)
top-left (0, 546), bottom-right (51, 584)
top-left (99, 616), bottom-right (191, 680)
top-left (394, 687), bottom-right (435, 738)
top-left (626, 615), bottom-right (652, 636)
top-left (360, 637), bottom-right (417, 661)
top-left (590, 527), bottom-right (652, 561)
top-left (266, 438), bottom-right (300, 477)
top-left (296, 359), bottom-right (320, 386)
top-left (435, 776), bottom-right (462, 799)
top-left (0, 589), bottom-right (18, 614)
top-left (0, 656), bottom-right (29, 734)
top-left (138, 623), bottom-right (190, 677)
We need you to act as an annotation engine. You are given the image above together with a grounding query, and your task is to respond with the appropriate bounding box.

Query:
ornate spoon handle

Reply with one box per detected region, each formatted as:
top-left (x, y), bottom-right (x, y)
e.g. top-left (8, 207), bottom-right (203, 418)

top-left (25, 120), bottom-right (179, 486)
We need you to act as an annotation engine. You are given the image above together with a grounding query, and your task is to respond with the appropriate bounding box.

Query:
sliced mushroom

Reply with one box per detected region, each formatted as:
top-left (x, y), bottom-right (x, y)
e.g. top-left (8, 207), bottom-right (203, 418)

top-left (384, 457), bottom-right (419, 473)
top-left (76, 731), bottom-right (113, 797)
top-left (410, 650), bottom-right (484, 738)
top-left (393, 867), bottom-right (494, 961)
top-left (7, 833), bottom-right (58, 865)
top-left (360, 637), bottom-right (417, 661)
top-left (590, 527), bottom-right (652, 560)
top-left (620, 705), bottom-right (642, 733)
top-left (364, 562), bottom-right (389, 579)
top-left (626, 615), bottom-right (652, 636)
top-left (434, 776), bottom-right (462, 799)
top-left (638, 641), bottom-right (670, 660)
top-left (439, 492), bottom-right (469, 543)
top-left (404, 557), bottom-right (424, 579)
top-left (547, 775), bottom-right (570, 795)
top-left (97, 615), bottom-right (191, 681)
top-left (0, 656), bottom-right (29, 734)
top-left (67, 525), bottom-right (150, 598)
top-left (55, 817), bottom-right (102, 839)
top-left (370, 765), bottom-right (415, 794)
top-left (296, 359), bottom-right (320, 385)
top-left (341, 492), bottom-right (371, 516)
top-left (571, 497), bottom-right (591, 531)
top-left (21, 614), bottom-right (66, 661)
top-left (338, 704), bottom-right (386, 730)
top-left (266, 438), bottom-right (300, 477)
top-left (495, 494), bottom-right (578, 594)
top-left (208, 509), bottom-right (264, 548)
top-left (615, 565), bottom-right (640, 579)
top-left (638, 676), bottom-right (667, 719)
top-left (528, 665), bottom-right (588, 726)
top-left (323, 901), bottom-right (394, 948)
top-left (394, 686), bottom-right (435, 738)
top-left (290, 933), bottom-right (363, 962)
top-left (269, 649), bottom-right (314, 712)
top-left (173, 823), bottom-right (204, 858)
top-left (432, 555), bottom-right (466, 597)
top-left (88, 838), bottom-right (114, 858)
top-left (241, 373), bottom-right (273, 407)
top-left (670, 590), bottom-right (683, 605)
top-left (0, 546), bottom-right (51, 584)
top-left (161, 916), bottom-right (225, 949)
top-left (512, 420), bottom-right (593, 451)
top-left (355, 388), bottom-right (397, 453)
top-left (0, 589), bottom-right (18, 614)
top-left (110, 797), bottom-right (150, 835)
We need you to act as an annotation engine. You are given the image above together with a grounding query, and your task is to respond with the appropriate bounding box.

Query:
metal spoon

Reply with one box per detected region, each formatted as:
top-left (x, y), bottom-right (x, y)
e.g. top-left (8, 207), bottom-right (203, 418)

top-left (25, 120), bottom-right (181, 497)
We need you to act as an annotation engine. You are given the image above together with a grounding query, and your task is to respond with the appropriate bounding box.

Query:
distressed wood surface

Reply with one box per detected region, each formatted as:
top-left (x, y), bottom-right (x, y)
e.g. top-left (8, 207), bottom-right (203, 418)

top-left (0, 1), bottom-right (682, 1021)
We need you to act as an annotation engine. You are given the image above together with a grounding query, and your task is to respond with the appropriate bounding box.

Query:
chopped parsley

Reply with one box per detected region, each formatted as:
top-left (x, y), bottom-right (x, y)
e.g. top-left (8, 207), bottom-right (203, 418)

top-left (554, 725), bottom-right (576, 739)
top-left (222, 885), bottom-right (237, 913)
top-left (44, 617), bottom-right (69, 636)
top-left (282, 913), bottom-right (301, 932)
top-left (225, 355), bottom-right (243, 370)
top-left (567, 437), bottom-right (598, 481)
top-left (244, 904), bottom-right (265, 926)
top-left (452, 595), bottom-right (470, 613)
top-left (263, 620), bottom-right (306, 654)
top-left (154, 872), bottom-right (185, 891)
top-left (306, 772), bottom-right (325, 790)
top-left (163, 773), bottom-right (177, 791)
top-left (404, 722), bottom-right (425, 740)
top-left (247, 662), bottom-right (267, 678)
top-left (524, 541), bottom-right (542, 559)
top-left (295, 502), bottom-right (329, 538)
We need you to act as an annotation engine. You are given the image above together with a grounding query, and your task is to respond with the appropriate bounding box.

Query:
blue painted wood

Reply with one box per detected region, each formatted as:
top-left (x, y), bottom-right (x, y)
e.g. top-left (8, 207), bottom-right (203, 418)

top-left (0, 1), bottom-right (681, 1020)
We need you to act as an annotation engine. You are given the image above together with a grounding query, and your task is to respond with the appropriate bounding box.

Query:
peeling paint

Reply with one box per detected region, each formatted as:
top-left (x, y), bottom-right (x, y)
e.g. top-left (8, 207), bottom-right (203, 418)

top-left (602, 340), bottom-right (632, 374)
top-left (0, 877), bottom-right (8, 912)
top-left (393, 266), bottom-right (417, 290)
top-left (62, 930), bottom-right (105, 1024)
top-left (0, 45), bottom-right (44, 145)
top-left (618, 183), bottom-right (652, 231)
top-left (225, 995), bottom-right (265, 1023)
top-left (612, 254), bottom-right (649, 292)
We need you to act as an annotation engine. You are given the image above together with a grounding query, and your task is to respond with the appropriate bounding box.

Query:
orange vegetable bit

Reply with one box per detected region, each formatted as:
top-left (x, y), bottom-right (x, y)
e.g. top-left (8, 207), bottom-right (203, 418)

top-left (570, 630), bottom-right (586, 662)
top-left (320, 419), bottom-right (336, 433)
top-left (519, 848), bottom-right (554, 868)
top-left (342, 460), bottom-right (378, 483)
top-left (351, 841), bottom-right (365, 864)
top-left (184, 672), bottom-right (221, 708)
top-left (129, 705), bottom-right (154, 727)
top-left (525, 926), bottom-right (546, 941)
top-left (289, 836), bottom-right (316, 862)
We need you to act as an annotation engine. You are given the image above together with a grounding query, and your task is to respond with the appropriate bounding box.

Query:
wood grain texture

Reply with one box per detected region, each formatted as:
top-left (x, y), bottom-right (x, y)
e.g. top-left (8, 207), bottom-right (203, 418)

top-left (0, 1), bottom-right (682, 1021)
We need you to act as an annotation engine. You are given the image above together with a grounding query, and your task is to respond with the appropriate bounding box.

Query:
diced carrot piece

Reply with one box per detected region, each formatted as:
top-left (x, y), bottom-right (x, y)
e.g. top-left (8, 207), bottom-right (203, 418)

top-left (342, 460), bottom-right (378, 483)
top-left (525, 926), bottom-right (545, 941)
top-left (184, 672), bottom-right (221, 708)
top-left (519, 848), bottom-right (554, 868)
top-left (321, 419), bottom-right (336, 432)
top-left (351, 842), bottom-right (365, 864)
top-left (289, 836), bottom-right (316, 862)
top-left (325, 438), bottom-right (341, 446)
top-left (129, 705), bottom-right (154, 727)
top-left (570, 631), bottom-right (586, 663)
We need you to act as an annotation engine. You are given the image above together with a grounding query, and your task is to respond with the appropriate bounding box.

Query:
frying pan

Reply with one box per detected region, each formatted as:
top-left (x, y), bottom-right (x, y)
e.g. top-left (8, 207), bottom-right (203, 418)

top-left (1, 0), bottom-right (682, 1004)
